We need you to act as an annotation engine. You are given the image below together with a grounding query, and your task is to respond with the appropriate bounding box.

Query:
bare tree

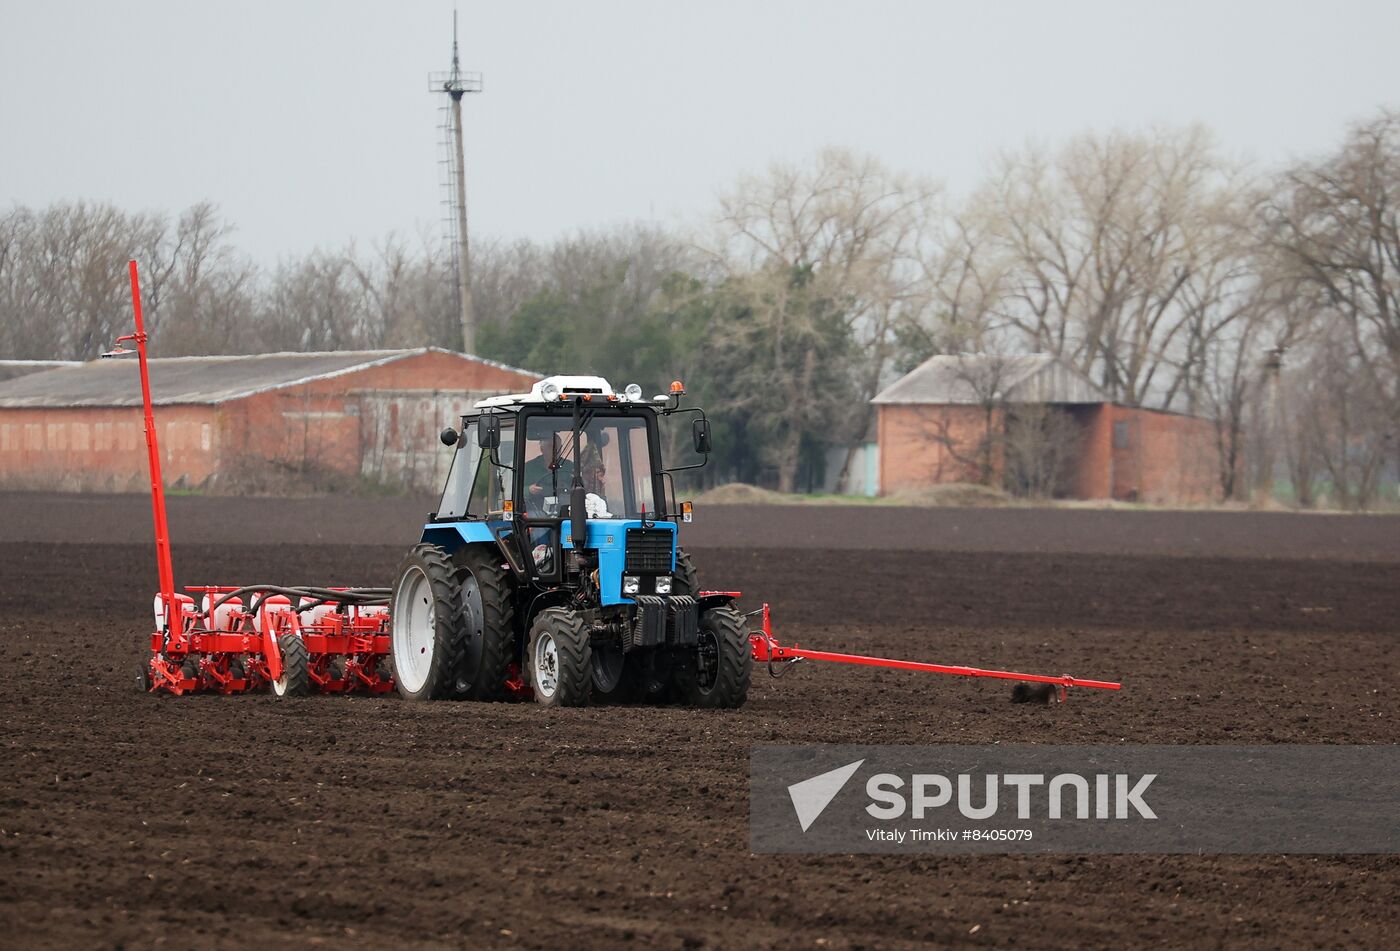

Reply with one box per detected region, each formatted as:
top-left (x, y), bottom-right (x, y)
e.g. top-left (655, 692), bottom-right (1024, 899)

top-left (915, 353), bottom-right (1021, 486)
top-left (1004, 403), bottom-right (1081, 498)
top-left (1290, 329), bottom-right (1391, 508)
top-left (709, 148), bottom-right (942, 489)
top-left (976, 126), bottom-right (1253, 412)
top-left (1264, 109), bottom-right (1400, 505)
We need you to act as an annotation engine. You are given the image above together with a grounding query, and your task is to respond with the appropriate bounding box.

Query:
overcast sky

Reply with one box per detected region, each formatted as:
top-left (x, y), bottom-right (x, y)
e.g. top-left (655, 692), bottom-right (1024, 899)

top-left (2, 0), bottom-right (1397, 263)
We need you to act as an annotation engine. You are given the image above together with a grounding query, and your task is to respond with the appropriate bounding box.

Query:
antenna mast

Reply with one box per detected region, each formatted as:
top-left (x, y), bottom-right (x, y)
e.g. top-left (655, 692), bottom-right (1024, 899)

top-left (430, 10), bottom-right (483, 353)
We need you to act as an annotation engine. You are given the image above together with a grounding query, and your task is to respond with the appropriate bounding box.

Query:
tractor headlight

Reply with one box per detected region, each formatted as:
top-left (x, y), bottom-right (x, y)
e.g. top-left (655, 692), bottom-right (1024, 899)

top-left (654, 575), bottom-right (673, 595)
top-left (624, 383), bottom-right (642, 401)
top-left (539, 381), bottom-right (561, 401)
top-left (622, 575), bottom-right (641, 595)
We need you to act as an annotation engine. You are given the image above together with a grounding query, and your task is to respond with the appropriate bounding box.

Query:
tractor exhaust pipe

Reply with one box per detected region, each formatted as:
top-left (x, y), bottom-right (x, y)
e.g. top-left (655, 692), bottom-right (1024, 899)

top-left (569, 397), bottom-right (587, 547)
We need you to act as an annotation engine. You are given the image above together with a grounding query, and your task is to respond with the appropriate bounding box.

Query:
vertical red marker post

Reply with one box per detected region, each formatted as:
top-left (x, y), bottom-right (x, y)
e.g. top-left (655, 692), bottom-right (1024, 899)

top-left (119, 260), bottom-right (176, 636)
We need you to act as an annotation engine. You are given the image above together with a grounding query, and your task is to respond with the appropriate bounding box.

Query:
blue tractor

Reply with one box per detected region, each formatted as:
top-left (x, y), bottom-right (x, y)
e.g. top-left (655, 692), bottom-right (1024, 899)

top-left (389, 375), bottom-right (752, 708)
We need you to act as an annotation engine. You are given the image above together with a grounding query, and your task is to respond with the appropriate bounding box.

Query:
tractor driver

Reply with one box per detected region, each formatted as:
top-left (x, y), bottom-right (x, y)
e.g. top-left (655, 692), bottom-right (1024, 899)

top-left (523, 427), bottom-right (573, 514)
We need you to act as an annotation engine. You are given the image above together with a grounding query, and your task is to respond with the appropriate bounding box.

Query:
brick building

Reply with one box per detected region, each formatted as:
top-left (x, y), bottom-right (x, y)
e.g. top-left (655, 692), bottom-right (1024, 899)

top-left (872, 354), bottom-right (1219, 503)
top-left (0, 349), bottom-right (539, 492)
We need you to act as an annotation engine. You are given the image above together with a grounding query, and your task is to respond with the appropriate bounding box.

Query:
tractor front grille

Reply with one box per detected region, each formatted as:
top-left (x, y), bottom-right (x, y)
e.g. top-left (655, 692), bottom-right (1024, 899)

top-left (625, 528), bottom-right (673, 573)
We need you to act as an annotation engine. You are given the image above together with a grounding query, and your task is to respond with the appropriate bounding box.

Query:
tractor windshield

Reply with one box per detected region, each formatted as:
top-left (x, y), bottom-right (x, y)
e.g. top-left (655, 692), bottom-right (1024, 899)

top-left (522, 414), bottom-right (655, 519)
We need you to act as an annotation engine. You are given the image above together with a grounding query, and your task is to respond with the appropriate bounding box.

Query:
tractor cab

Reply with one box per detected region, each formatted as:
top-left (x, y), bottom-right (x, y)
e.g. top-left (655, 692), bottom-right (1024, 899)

top-left (427, 375), bottom-right (705, 597)
top-left (393, 375), bottom-right (747, 709)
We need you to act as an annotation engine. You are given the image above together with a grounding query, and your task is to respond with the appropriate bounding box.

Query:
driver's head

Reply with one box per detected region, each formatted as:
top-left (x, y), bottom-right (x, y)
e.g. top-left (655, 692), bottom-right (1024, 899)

top-left (532, 425), bottom-right (572, 461)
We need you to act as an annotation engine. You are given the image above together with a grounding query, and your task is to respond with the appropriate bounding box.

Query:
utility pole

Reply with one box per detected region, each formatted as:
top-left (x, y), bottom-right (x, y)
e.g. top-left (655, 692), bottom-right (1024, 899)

top-left (1255, 346), bottom-right (1285, 501)
top-left (431, 11), bottom-right (483, 353)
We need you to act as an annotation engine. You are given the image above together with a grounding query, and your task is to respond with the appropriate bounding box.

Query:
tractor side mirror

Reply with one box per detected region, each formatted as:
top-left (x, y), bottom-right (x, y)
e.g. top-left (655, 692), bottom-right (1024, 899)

top-left (692, 418), bottom-right (712, 455)
top-left (440, 427), bottom-right (459, 447)
top-left (477, 415), bottom-right (500, 450)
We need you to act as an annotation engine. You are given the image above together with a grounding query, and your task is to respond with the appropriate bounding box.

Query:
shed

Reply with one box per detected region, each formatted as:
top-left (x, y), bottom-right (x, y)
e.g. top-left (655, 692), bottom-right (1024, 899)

top-left (872, 354), bottom-right (1219, 502)
top-left (0, 348), bottom-right (540, 492)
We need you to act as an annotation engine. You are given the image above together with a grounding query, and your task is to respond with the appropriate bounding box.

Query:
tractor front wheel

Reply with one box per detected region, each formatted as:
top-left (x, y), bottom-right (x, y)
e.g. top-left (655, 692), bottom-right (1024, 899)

top-left (590, 642), bottom-right (637, 703)
top-left (677, 606), bottom-right (751, 709)
top-left (527, 607), bottom-right (591, 707)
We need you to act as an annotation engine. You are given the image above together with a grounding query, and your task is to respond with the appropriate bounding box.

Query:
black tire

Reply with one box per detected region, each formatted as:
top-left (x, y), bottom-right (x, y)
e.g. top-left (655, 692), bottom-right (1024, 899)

top-left (677, 606), bottom-right (752, 709)
top-left (390, 544), bottom-right (468, 701)
top-left (272, 632), bottom-right (310, 698)
top-left (590, 641), bottom-right (630, 701)
top-left (526, 607), bottom-right (591, 707)
top-left (637, 548), bottom-right (700, 705)
top-left (449, 546), bottom-right (516, 701)
top-left (179, 655), bottom-right (201, 690)
top-left (135, 657), bottom-right (152, 693)
top-left (674, 548), bottom-right (699, 595)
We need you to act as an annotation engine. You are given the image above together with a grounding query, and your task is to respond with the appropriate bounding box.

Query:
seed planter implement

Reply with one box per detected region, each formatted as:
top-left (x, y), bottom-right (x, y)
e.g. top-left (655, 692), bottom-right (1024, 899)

top-left (117, 261), bottom-right (393, 696)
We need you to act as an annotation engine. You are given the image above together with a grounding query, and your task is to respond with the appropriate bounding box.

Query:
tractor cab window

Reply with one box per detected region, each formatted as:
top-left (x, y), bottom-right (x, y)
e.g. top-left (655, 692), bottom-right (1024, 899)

top-left (438, 418), bottom-right (513, 520)
top-left (437, 431), bottom-right (478, 519)
top-left (522, 414), bottom-right (655, 519)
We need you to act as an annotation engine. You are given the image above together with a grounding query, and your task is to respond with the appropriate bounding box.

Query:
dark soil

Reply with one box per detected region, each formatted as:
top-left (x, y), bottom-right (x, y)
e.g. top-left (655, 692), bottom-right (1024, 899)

top-left (1, 495), bottom-right (1397, 948)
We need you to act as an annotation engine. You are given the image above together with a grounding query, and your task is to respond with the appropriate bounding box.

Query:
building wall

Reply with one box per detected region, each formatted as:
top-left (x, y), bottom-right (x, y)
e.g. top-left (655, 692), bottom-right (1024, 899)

top-left (218, 352), bottom-right (538, 490)
top-left (878, 401), bottom-right (1220, 503)
top-left (1066, 404), bottom-right (1112, 499)
top-left (1107, 405), bottom-right (1218, 504)
top-left (0, 405), bottom-right (219, 490)
top-left (878, 404), bottom-right (1004, 494)
top-left (819, 443), bottom-right (880, 496)
top-left (0, 352), bottom-right (539, 492)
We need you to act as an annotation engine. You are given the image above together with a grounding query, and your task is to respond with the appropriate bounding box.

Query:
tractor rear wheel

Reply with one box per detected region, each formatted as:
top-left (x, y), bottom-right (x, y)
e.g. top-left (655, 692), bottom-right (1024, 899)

top-left (449, 546), bottom-right (516, 701)
top-left (390, 544), bottom-right (468, 701)
top-left (527, 607), bottom-right (591, 707)
top-left (677, 606), bottom-right (751, 709)
top-left (272, 633), bottom-right (309, 698)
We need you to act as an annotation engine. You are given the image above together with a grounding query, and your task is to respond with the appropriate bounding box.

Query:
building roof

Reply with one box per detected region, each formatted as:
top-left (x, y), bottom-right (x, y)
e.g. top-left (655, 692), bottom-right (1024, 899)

top-left (0, 348), bottom-right (538, 408)
top-left (0, 360), bottom-right (80, 384)
top-left (872, 354), bottom-right (1107, 406)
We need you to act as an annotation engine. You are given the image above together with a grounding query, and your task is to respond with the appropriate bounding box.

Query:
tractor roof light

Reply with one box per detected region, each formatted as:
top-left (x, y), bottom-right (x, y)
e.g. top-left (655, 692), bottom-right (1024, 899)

top-left (623, 383), bottom-right (642, 401)
top-left (539, 381), bottom-right (561, 402)
top-left (669, 380), bottom-right (686, 395)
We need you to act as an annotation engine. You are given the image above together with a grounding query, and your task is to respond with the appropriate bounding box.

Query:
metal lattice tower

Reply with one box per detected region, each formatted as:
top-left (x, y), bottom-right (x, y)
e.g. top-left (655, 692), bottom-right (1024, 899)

top-left (430, 10), bottom-right (483, 354)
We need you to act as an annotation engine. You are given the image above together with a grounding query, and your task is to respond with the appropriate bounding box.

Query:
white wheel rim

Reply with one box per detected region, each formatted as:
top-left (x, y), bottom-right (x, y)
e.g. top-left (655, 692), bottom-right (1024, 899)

top-left (534, 632), bottom-right (558, 699)
top-left (392, 566), bottom-right (435, 693)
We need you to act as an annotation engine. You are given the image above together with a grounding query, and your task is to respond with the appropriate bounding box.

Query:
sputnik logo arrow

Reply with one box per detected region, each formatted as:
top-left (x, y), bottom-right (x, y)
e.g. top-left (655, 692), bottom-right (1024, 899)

top-left (787, 759), bottom-right (865, 832)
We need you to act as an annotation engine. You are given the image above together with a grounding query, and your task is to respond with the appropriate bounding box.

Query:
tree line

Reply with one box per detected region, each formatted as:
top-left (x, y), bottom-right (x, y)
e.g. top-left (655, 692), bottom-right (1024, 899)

top-left (2, 109), bottom-right (1396, 507)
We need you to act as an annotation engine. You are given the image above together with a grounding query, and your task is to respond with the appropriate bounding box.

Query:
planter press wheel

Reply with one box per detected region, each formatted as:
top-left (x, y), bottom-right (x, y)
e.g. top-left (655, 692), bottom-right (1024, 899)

top-left (271, 632), bottom-right (310, 698)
